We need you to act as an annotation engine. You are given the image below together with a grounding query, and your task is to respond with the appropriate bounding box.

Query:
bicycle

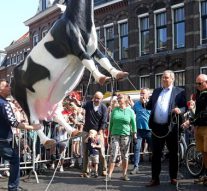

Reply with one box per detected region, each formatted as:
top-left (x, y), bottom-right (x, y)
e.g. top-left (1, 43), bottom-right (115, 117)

top-left (178, 130), bottom-right (188, 163)
top-left (161, 129), bottom-right (188, 163)
top-left (185, 141), bottom-right (205, 177)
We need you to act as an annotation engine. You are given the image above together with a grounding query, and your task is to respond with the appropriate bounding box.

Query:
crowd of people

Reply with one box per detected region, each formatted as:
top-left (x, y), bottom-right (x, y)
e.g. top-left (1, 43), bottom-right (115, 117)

top-left (1, 70), bottom-right (207, 190)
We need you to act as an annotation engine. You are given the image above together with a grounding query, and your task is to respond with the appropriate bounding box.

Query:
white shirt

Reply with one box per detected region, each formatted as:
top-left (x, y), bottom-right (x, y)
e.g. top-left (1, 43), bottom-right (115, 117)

top-left (93, 103), bottom-right (99, 112)
top-left (154, 85), bottom-right (173, 124)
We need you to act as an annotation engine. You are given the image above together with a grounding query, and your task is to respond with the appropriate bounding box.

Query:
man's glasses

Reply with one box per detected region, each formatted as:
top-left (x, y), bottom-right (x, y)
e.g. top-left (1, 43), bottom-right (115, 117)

top-left (195, 81), bottom-right (206, 86)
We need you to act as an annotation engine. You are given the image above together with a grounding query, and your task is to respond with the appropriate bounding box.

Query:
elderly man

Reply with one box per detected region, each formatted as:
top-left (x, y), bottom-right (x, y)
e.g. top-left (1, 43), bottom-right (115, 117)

top-left (81, 91), bottom-right (108, 177)
top-left (146, 70), bottom-right (187, 187)
top-left (182, 74), bottom-right (207, 186)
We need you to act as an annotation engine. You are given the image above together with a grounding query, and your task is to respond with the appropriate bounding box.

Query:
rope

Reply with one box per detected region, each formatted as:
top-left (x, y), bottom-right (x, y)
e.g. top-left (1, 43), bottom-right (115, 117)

top-left (81, 72), bottom-right (92, 106)
top-left (98, 40), bottom-right (137, 91)
top-left (151, 113), bottom-right (183, 190)
top-left (104, 79), bottom-right (116, 190)
top-left (44, 136), bottom-right (70, 191)
top-left (151, 112), bottom-right (177, 139)
top-left (94, 41), bottom-right (137, 189)
top-left (176, 115), bottom-right (184, 191)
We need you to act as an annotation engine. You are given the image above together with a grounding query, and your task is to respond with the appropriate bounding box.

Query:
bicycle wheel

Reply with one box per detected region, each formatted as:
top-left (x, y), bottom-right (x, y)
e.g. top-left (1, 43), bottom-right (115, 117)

top-left (185, 143), bottom-right (204, 177)
top-left (179, 142), bottom-right (185, 162)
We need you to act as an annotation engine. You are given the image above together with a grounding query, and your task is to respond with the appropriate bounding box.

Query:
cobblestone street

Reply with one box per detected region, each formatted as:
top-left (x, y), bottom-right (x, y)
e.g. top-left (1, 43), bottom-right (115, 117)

top-left (0, 159), bottom-right (206, 191)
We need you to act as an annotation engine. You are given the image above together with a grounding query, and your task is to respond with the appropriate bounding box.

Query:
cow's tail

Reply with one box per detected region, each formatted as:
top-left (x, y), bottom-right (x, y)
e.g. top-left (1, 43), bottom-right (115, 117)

top-left (11, 62), bottom-right (31, 124)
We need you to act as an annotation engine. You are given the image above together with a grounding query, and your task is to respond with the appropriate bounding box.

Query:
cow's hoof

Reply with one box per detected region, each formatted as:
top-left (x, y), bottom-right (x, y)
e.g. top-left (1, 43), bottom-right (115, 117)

top-left (99, 76), bottom-right (111, 86)
top-left (116, 71), bottom-right (129, 80)
top-left (43, 139), bottom-right (56, 149)
top-left (71, 130), bottom-right (82, 137)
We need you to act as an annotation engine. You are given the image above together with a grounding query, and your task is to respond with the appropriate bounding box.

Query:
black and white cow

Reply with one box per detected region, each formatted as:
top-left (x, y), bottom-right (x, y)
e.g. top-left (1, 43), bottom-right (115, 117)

top-left (11, 0), bottom-right (128, 147)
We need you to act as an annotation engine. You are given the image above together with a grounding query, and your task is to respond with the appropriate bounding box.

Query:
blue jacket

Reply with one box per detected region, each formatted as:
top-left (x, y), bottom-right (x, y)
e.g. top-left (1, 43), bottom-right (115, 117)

top-left (133, 100), bottom-right (151, 130)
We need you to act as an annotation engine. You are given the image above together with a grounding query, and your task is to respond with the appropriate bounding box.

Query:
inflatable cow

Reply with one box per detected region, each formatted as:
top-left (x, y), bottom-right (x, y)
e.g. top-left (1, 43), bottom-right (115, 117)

top-left (11, 0), bottom-right (128, 147)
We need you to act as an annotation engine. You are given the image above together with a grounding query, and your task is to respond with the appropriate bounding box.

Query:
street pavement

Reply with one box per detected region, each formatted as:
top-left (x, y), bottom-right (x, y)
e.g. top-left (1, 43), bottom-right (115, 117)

top-left (0, 157), bottom-right (206, 191)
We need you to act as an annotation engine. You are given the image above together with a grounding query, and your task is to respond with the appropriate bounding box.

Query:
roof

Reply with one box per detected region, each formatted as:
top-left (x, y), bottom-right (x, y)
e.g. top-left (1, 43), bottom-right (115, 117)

top-left (15, 32), bottom-right (29, 44)
top-left (5, 32), bottom-right (30, 50)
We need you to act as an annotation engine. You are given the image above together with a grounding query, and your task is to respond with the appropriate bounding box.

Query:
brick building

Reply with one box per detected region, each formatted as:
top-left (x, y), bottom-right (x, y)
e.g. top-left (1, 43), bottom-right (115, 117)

top-left (1, 0), bottom-right (207, 98)
top-left (0, 32), bottom-right (30, 82)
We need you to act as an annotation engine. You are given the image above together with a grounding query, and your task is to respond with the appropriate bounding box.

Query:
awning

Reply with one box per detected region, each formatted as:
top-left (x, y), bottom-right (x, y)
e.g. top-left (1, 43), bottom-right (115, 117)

top-left (103, 89), bottom-right (153, 104)
top-left (103, 90), bottom-right (138, 103)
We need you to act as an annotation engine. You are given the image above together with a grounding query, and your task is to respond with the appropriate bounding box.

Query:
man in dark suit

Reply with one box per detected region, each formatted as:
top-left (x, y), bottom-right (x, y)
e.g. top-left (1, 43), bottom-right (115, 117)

top-left (146, 70), bottom-right (187, 187)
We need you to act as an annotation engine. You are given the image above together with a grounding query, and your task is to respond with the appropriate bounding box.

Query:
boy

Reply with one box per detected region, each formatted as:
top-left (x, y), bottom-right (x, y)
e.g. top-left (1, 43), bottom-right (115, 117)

top-left (85, 129), bottom-right (101, 178)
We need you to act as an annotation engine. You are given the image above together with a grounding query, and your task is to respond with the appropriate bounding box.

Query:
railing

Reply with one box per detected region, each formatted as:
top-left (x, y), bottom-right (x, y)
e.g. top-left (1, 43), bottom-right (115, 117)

top-left (0, 124), bottom-right (83, 184)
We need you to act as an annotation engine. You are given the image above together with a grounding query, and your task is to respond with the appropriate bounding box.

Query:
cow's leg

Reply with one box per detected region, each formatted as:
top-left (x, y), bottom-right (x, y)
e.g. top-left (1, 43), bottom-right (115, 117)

top-left (31, 119), bottom-right (56, 149)
top-left (93, 49), bottom-right (129, 80)
top-left (69, 32), bottom-right (110, 85)
top-left (82, 58), bottom-right (111, 85)
top-left (53, 103), bottom-right (81, 137)
top-left (53, 114), bottom-right (81, 137)
top-left (36, 124), bottom-right (56, 148)
top-left (27, 97), bottom-right (56, 148)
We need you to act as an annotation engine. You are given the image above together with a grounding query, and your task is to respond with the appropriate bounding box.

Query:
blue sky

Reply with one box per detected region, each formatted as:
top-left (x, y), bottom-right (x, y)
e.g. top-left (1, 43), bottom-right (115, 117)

top-left (0, 0), bottom-right (38, 50)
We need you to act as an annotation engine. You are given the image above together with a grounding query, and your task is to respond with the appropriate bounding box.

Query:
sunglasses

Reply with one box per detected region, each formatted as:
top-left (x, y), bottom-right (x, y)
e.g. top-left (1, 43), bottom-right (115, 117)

top-left (195, 81), bottom-right (206, 86)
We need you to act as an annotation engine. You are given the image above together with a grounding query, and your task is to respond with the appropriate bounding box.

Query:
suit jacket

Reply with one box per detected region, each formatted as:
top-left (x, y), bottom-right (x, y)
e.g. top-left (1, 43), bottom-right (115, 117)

top-left (146, 86), bottom-right (187, 129)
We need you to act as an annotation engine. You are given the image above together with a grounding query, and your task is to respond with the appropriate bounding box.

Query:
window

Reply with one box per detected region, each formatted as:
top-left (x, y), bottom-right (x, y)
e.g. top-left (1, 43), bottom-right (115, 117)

top-left (33, 33), bottom-right (39, 46)
top-left (96, 28), bottom-right (101, 49)
top-left (155, 12), bottom-right (167, 52)
top-left (201, 1), bottom-right (207, 44)
top-left (140, 75), bottom-right (150, 88)
top-left (17, 54), bottom-right (23, 62)
top-left (173, 6), bottom-right (185, 49)
top-left (23, 52), bottom-right (28, 60)
top-left (174, 70), bottom-right (185, 86)
top-left (42, 0), bottom-right (46, 11)
top-left (155, 73), bottom-right (163, 88)
top-left (155, 70), bottom-right (185, 88)
top-left (42, 29), bottom-right (48, 38)
top-left (105, 81), bottom-right (118, 92)
top-left (201, 66), bottom-right (207, 74)
top-left (6, 57), bottom-right (10, 66)
top-left (119, 21), bottom-right (128, 59)
top-left (105, 25), bottom-right (114, 58)
top-left (139, 16), bottom-right (150, 55)
top-left (11, 56), bottom-right (16, 65)
top-left (17, 55), bottom-right (21, 63)
top-left (96, 28), bottom-right (100, 40)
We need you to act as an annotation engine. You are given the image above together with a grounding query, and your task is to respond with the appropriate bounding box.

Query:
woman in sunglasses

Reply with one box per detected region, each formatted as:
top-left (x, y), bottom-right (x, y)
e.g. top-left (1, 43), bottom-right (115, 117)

top-left (106, 94), bottom-right (137, 181)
